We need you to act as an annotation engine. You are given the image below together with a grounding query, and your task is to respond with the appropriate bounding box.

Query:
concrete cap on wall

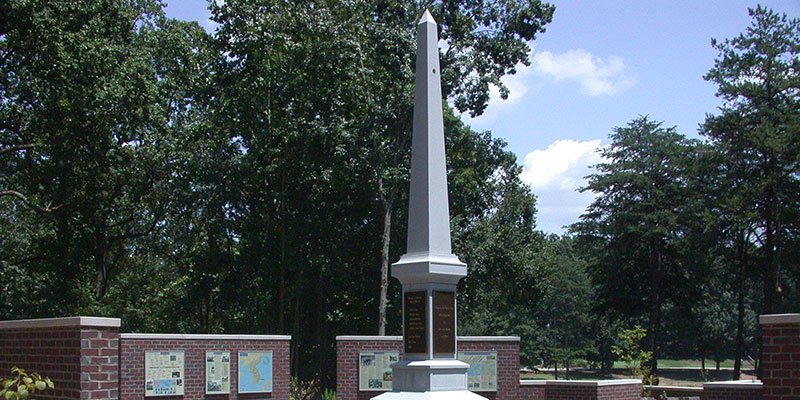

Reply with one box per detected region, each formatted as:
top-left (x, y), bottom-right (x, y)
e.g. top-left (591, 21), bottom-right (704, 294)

top-left (759, 313), bottom-right (800, 325)
top-left (335, 336), bottom-right (520, 342)
top-left (703, 380), bottom-right (762, 389)
top-left (0, 316), bottom-right (121, 329)
top-left (545, 379), bottom-right (642, 386)
top-left (120, 333), bottom-right (291, 341)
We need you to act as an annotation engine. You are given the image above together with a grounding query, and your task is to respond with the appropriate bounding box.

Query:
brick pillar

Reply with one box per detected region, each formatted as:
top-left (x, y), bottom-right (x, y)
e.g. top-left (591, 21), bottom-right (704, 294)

top-left (760, 313), bottom-right (800, 400)
top-left (701, 381), bottom-right (763, 400)
top-left (0, 316), bottom-right (121, 400)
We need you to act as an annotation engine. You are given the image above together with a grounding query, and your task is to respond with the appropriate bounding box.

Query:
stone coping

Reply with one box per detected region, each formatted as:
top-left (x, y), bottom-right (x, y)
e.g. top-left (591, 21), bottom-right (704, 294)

top-left (337, 335), bottom-right (404, 341)
top-left (0, 316), bottom-right (121, 329)
top-left (546, 379), bottom-right (641, 387)
top-left (703, 380), bottom-right (762, 389)
top-left (336, 335), bottom-right (519, 342)
top-left (457, 336), bottom-right (520, 342)
top-left (520, 380), bottom-right (547, 386)
top-left (120, 333), bottom-right (291, 341)
top-left (644, 385), bottom-right (703, 392)
top-left (519, 379), bottom-right (640, 387)
top-left (759, 313), bottom-right (800, 325)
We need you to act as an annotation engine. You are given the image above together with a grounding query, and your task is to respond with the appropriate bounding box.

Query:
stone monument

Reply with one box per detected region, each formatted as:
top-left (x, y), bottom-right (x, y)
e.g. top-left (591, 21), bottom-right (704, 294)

top-left (373, 10), bottom-right (486, 400)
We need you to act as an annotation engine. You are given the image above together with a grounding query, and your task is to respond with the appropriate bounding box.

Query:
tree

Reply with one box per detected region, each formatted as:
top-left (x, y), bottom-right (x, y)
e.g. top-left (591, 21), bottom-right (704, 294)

top-left (703, 5), bottom-right (800, 317)
top-left (0, 0), bottom-right (206, 314)
top-left (571, 116), bottom-right (703, 377)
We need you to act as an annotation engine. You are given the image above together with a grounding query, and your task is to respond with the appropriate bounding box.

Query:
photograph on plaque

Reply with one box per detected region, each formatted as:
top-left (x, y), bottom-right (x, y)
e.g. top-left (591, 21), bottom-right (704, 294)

top-left (144, 351), bottom-right (185, 396)
top-left (205, 351), bottom-right (230, 394)
top-left (358, 351), bottom-right (399, 391)
top-left (238, 351), bottom-right (273, 393)
top-left (458, 351), bottom-right (498, 391)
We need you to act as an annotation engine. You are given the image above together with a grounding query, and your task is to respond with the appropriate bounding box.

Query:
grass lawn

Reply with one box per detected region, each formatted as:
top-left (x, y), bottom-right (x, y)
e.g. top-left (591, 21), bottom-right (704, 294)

top-left (612, 359), bottom-right (747, 369)
top-left (522, 360), bottom-right (757, 387)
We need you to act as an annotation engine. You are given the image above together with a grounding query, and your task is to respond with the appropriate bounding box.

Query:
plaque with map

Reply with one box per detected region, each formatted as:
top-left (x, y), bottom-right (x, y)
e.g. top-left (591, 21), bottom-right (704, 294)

top-left (433, 291), bottom-right (455, 354)
top-left (458, 351), bottom-right (497, 391)
top-left (238, 351), bottom-right (273, 393)
top-left (404, 291), bottom-right (427, 354)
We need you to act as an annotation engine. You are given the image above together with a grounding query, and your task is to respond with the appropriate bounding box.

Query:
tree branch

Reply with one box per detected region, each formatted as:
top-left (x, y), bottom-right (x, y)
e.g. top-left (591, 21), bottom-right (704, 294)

top-left (0, 190), bottom-right (59, 214)
top-left (0, 144), bottom-right (35, 157)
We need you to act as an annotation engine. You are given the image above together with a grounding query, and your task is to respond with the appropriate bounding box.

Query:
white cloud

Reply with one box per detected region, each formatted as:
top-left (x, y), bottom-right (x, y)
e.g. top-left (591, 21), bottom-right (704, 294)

top-left (531, 49), bottom-right (637, 96)
top-left (520, 139), bottom-right (604, 189)
top-left (520, 139), bottom-right (607, 234)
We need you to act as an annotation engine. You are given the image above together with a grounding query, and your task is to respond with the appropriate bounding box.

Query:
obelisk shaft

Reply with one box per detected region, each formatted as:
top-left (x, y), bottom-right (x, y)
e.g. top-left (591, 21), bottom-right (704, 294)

top-left (407, 10), bottom-right (451, 256)
top-left (375, 9), bottom-right (486, 400)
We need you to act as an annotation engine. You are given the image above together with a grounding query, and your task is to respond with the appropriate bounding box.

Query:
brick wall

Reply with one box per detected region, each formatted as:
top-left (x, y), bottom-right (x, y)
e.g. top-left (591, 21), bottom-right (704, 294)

top-left (120, 334), bottom-right (291, 400)
top-left (0, 316), bottom-right (120, 400)
top-left (335, 336), bottom-right (520, 400)
top-left (458, 338), bottom-right (520, 400)
top-left (336, 336), bottom-right (403, 400)
top-left (519, 381), bottom-right (545, 400)
top-left (760, 313), bottom-right (800, 400)
top-left (701, 382), bottom-right (763, 400)
top-left (544, 380), bottom-right (641, 400)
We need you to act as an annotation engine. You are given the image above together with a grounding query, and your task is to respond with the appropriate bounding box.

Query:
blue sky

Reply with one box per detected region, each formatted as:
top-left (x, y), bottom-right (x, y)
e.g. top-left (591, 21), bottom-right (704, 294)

top-left (164, 0), bottom-right (800, 234)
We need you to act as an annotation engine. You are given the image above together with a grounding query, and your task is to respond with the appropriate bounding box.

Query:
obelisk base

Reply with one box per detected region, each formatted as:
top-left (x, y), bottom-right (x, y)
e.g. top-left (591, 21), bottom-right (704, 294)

top-left (372, 360), bottom-right (487, 400)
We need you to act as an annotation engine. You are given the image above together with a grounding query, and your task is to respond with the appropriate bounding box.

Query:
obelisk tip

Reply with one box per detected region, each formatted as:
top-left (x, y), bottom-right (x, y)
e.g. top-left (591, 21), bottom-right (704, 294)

top-left (418, 9), bottom-right (436, 25)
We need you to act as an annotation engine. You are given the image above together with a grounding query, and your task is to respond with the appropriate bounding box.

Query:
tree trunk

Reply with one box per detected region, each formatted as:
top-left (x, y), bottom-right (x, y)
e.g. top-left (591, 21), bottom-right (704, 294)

top-left (378, 201), bottom-right (392, 335)
top-left (554, 363), bottom-right (558, 380)
top-left (733, 232), bottom-right (747, 380)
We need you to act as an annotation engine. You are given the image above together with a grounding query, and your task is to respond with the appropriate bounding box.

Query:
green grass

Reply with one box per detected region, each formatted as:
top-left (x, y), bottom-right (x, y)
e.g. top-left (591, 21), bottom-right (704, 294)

top-left (611, 359), bottom-right (744, 369)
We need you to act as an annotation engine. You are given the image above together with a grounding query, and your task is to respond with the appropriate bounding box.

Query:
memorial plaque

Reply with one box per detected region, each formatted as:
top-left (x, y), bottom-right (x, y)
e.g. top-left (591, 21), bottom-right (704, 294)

top-left (433, 291), bottom-right (455, 354)
top-left (404, 291), bottom-right (427, 354)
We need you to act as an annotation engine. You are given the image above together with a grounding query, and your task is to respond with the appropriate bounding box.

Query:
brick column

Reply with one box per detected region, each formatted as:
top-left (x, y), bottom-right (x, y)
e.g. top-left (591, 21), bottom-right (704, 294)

top-left (544, 380), bottom-right (641, 400)
top-left (0, 316), bottom-right (120, 400)
top-left (760, 313), bottom-right (800, 400)
top-left (701, 381), bottom-right (763, 400)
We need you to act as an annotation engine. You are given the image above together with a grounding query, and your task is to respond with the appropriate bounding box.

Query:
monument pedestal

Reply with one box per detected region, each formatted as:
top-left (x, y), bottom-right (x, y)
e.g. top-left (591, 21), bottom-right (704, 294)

top-left (372, 359), bottom-right (485, 400)
top-left (376, 9), bottom-right (487, 400)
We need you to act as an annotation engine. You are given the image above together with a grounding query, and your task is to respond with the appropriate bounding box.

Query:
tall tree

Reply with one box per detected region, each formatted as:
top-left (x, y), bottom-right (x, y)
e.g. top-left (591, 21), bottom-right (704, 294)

top-left (702, 6), bottom-right (800, 316)
top-left (571, 117), bottom-right (702, 377)
top-left (0, 0), bottom-right (203, 314)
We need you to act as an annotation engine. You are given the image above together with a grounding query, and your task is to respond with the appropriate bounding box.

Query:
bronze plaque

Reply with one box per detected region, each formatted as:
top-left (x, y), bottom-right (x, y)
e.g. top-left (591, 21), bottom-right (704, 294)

top-left (433, 291), bottom-right (455, 354)
top-left (404, 291), bottom-right (427, 354)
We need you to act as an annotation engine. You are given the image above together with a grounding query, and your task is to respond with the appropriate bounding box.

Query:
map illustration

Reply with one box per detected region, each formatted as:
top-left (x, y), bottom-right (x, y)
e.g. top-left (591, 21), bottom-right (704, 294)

top-left (458, 351), bottom-right (497, 391)
top-left (238, 351), bottom-right (273, 393)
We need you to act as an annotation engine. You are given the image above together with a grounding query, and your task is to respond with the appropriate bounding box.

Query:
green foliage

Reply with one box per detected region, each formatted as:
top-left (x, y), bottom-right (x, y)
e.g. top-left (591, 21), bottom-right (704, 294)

top-left (0, 367), bottom-right (53, 400)
top-left (321, 388), bottom-right (337, 400)
top-left (289, 377), bottom-right (319, 400)
top-left (612, 326), bottom-right (654, 384)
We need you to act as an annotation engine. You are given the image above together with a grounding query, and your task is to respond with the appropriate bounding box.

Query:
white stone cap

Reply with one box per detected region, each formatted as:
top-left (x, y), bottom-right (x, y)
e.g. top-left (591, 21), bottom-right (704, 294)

top-left (759, 313), bottom-right (800, 325)
top-left (703, 380), bottom-right (762, 389)
top-left (520, 380), bottom-right (547, 386)
top-left (120, 333), bottom-right (291, 341)
top-left (458, 336), bottom-right (520, 342)
top-left (643, 385), bottom-right (703, 392)
top-left (337, 335), bottom-right (404, 341)
top-left (336, 335), bottom-right (519, 342)
top-left (546, 379), bottom-right (641, 386)
top-left (0, 316), bottom-right (121, 329)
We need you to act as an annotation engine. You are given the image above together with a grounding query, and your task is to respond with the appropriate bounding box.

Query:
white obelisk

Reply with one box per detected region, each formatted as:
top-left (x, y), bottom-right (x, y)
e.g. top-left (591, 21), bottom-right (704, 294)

top-left (373, 10), bottom-right (486, 400)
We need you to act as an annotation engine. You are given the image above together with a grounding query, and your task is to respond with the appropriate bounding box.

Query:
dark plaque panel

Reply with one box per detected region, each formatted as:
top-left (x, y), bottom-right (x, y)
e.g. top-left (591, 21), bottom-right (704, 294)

top-left (433, 291), bottom-right (455, 354)
top-left (404, 291), bottom-right (427, 354)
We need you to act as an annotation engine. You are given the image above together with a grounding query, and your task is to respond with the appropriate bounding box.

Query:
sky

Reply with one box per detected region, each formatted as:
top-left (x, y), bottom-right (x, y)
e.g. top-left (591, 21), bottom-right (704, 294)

top-left (164, 0), bottom-right (800, 234)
